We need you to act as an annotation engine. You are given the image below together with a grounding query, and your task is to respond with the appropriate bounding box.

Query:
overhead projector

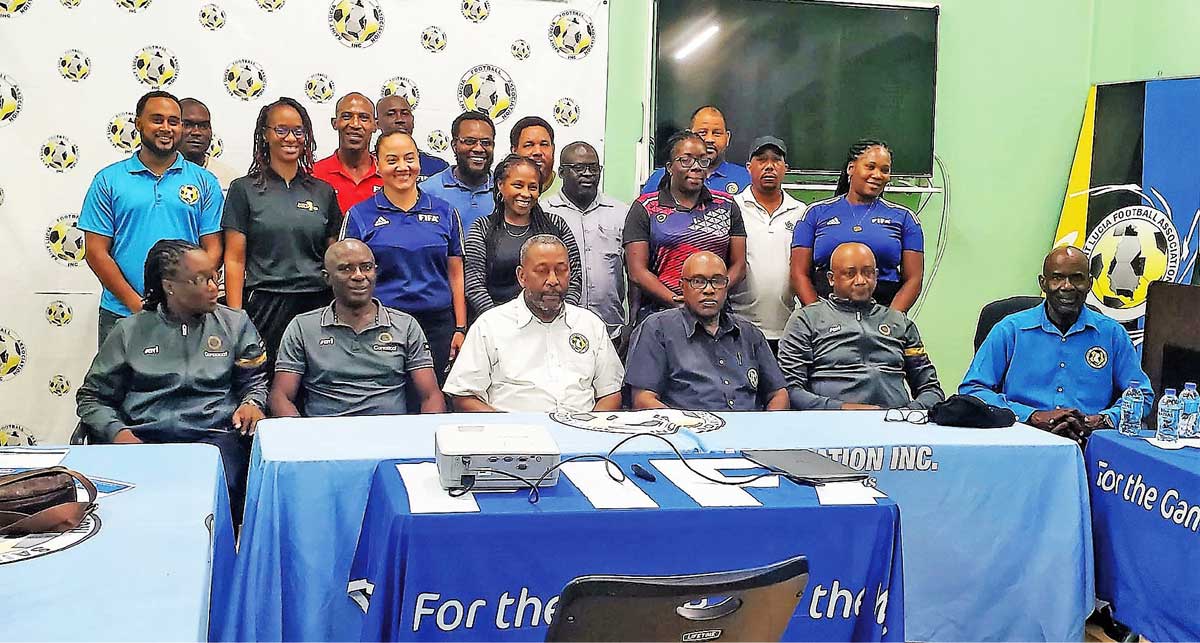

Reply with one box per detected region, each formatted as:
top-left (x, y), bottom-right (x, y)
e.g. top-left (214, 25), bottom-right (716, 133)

top-left (435, 424), bottom-right (561, 491)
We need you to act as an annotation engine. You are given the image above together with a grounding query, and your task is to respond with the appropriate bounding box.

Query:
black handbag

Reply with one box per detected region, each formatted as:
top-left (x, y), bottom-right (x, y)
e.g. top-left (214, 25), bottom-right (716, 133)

top-left (928, 394), bottom-right (1018, 428)
top-left (0, 466), bottom-right (98, 536)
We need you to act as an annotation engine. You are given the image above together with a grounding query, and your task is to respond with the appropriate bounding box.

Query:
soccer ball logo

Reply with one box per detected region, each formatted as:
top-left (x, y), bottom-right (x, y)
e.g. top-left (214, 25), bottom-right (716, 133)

top-left (548, 10), bottom-right (595, 59)
top-left (1087, 209), bottom-right (1177, 314)
top-left (0, 425), bottom-right (36, 447)
top-left (58, 50), bottom-right (91, 82)
top-left (0, 73), bottom-right (23, 127)
top-left (46, 214), bottom-right (86, 265)
top-left (458, 64), bottom-right (516, 122)
top-left (329, 0), bottom-right (384, 48)
top-left (421, 26), bottom-right (447, 52)
top-left (461, 0), bottom-right (489, 23)
top-left (41, 135), bottom-right (79, 172)
top-left (132, 45), bottom-right (179, 88)
top-left (49, 375), bottom-right (71, 397)
top-left (108, 112), bottom-right (141, 151)
top-left (305, 74), bottom-right (335, 103)
top-left (427, 130), bottom-right (449, 153)
top-left (257, 0), bottom-right (285, 10)
top-left (0, 328), bottom-right (26, 382)
top-left (208, 136), bottom-right (223, 159)
top-left (511, 39), bottom-right (530, 60)
top-left (1, 0), bottom-right (32, 15)
top-left (553, 98), bottom-right (580, 127)
top-left (225, 59), bottom-right (267, 101)
top-left (46, 300), bottom-right (73, 327)
top-left (115, 0), bottom-right (152, 11)
top-left (61, 0), bottom-right (81, 6)
top-left (199, 4), bottom-right (226, 30)
top-left (379, 76), bottom-right (420, 109)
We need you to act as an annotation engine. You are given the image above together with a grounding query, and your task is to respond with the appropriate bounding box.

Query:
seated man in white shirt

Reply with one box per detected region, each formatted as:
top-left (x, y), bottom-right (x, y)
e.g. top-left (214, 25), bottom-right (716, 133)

top-left (444, 234), bottom-right (624, 412)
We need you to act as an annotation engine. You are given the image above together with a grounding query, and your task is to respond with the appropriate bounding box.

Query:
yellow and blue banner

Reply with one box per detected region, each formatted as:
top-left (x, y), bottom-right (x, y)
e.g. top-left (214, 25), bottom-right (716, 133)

top-left (1055, 78), bottom-right (1200, 344)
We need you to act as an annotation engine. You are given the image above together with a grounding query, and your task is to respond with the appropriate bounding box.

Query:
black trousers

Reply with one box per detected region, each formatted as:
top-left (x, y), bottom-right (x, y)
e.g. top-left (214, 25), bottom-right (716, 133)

top-left (404, 306), bottom-right (455, 414)
top-left (244, 289), bottom-right (332, 375)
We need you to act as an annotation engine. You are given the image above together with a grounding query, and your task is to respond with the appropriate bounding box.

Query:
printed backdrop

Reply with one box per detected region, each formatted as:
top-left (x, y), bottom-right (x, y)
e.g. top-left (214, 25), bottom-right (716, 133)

top-left (0, 0), bottom-right (610, 444)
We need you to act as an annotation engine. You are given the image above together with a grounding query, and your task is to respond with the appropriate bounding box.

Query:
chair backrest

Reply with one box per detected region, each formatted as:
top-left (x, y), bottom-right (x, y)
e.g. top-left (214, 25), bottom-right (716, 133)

top-left (1143, 281), bottom-right (1200, 411)
top-left (973, 296), bottom-right (1042, 352)
top-left (545, 555), bottom-right (809, 643)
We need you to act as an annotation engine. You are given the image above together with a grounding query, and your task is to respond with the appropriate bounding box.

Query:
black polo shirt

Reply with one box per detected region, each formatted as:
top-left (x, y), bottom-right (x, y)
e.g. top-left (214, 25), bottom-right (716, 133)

top-left (624, 307), bottom-right (787, 411)
top-left (221, 173), bottom-right (341, 293)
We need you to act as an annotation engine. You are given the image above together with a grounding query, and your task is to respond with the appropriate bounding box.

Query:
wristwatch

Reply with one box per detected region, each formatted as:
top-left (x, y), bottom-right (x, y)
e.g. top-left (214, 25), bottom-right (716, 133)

top-left (454, 326), bottom-right (468, 335)
top-left (1102, 415), bottom-right (1115, 429)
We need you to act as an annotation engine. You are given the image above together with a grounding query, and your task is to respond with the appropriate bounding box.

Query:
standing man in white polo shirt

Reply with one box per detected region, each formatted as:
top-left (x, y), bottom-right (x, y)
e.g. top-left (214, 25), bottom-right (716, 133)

top-left (730, 136), bottom-right (807, 353)
top-left (444, 235), bottom-right (624, 412)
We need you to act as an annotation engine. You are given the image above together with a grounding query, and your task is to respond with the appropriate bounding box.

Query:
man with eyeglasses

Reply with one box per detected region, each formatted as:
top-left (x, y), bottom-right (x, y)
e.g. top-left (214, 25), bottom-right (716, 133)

top-left (542, 141), bottom-right (628, 347)
top-left (960, 246), bottom-right (1151, 441)
top-left (625, 251), bottom-right (787, 411)
top-left (424, 111), bottom-right (497, 233)
top-left (313, 92), bottom-right (382, 214)
top-left (376, 94), bottom-right (449, 181)
top-left (641, 105), bottom-right (751, 196)
top-left (778, 242), bottom-right (944, 410)
top-left (269, 240), bottom-right (444, 417)
top-left (177, 98), bottom-right (238, 191)
top-left (80, 90), bottom-right (224, 347)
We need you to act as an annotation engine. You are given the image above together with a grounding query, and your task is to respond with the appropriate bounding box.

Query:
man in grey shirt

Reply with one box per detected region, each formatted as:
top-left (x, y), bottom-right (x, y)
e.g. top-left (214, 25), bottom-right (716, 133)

top-left (778, 242), bottom-right (944, 410)
top-left (542, 142), bottom-right (628, 345)
top-left (269, 239), bottom-right (445, 417)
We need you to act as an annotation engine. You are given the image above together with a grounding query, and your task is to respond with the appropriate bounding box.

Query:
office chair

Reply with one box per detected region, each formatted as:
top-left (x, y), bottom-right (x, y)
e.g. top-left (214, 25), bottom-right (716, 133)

top-left (545, 555), bottom-right (809, 642)
top-left (973, 296), bottom-right (1042, 352)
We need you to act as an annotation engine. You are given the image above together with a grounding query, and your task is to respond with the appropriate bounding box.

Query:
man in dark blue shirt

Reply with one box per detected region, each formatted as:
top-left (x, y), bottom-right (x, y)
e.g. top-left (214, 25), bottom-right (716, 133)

top-left (624, 251), bottom-right (788, 411)
top-left (641, 105), bottom-right (751, 196)
top-left (376, 94), bottom-right (449, 182)
top-left (961, 246), bottom-right (1153, 443)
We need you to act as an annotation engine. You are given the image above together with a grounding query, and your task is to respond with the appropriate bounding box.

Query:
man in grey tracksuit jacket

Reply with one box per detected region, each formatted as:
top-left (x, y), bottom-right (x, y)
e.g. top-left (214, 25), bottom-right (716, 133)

top-left (778, 295), bottom-right (945, 410)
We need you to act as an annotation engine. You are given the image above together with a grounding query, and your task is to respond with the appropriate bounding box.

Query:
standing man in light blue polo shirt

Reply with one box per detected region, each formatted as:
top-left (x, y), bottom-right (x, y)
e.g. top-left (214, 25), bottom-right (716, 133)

top-left (641, 105), bottom-right (751, 196)
top-left (423, 111), bottom-right (496, 234)
top-left (79, 90), bottom-right (223, 346)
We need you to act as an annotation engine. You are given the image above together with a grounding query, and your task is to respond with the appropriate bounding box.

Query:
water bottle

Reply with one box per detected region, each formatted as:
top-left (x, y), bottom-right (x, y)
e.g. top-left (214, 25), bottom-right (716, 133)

top-left (1118, 381), bottom-right (1144, 437)
top-left (1157, 388), bottom-right (1181, 442)
top-left (1179, 383), bottom-right (1200, 438)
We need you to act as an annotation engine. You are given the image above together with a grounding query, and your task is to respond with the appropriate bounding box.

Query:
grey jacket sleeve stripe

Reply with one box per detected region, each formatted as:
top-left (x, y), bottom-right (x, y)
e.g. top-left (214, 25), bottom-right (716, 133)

top-left (901, 319), bottom-right (946, 410)
top-left (776, 308), bottom-right (842, 410)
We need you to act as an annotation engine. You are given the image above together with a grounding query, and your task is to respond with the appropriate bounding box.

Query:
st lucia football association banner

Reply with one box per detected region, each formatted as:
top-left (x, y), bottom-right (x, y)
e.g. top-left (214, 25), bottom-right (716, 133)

top-left (1054, 78), bottom-right (1200, 345)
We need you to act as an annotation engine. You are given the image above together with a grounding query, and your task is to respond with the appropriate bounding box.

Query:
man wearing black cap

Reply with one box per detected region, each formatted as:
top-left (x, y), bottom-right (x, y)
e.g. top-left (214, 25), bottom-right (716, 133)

top-left (730, 136), bottom-right (807, 351)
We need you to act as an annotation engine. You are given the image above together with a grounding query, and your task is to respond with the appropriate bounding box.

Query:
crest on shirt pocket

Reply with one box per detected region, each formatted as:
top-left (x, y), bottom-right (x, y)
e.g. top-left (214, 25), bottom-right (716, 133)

top-left (747, 368), bottom-right (759, 389)
top-left (207, 335), bottom-right (222, 351)
top-left (296, 200), bottom-right (319, 212)
top-left (725, 182), bottom-right (739, 194)
top-left (568, 332), bottom-right (589, 354)
top-left (1086, 346), bottom-right (1108, 369)
top-left (178, 184), bottom-right (199, 205)
top-left (378, 331), bottom-right (393, 344)
top-left (879, 324), bottom-right (892, 336)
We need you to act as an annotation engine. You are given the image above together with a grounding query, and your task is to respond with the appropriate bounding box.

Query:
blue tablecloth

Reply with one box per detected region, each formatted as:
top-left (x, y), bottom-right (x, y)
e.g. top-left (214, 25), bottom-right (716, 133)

top-left (1087, 430), bottom-right (1200, 642)
top-left (223, 411), bottom-right (1092, 642)
top-left (0, 444), bottom-right (235, 642)
top-left (349, 455), bottom-right (903, 641)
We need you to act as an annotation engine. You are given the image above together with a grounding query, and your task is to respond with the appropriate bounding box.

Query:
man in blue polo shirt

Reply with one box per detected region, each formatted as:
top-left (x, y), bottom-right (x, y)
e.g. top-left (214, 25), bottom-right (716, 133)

top-left (423, 111), bottom-right (496, 234)
top-left (961, 246), bottom-right (1153, 443)
top-left (642, 105), bottom-right (751, 196)
top-left (376, 94), bottom-right (449, 182)
top-left (79, 90), bottom-right (223, 346)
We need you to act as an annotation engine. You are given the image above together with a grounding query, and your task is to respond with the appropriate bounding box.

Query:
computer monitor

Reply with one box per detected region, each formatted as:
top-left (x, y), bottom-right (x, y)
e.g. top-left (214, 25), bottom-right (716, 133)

top-left (1143, 281), bottom-right (1200, 411)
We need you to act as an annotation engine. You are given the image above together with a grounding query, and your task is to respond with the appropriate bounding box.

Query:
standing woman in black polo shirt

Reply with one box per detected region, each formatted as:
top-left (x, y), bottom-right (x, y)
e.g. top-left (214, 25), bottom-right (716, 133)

top-left (222, 97), bottom-right (341, 374)
top-left (463, 154), bottom-right (582, 317)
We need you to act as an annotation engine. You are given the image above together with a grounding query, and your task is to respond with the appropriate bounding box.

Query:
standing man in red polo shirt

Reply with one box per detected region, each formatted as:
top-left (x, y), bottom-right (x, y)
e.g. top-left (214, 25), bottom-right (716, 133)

top-left (312, 92), bottom-right (381, 214)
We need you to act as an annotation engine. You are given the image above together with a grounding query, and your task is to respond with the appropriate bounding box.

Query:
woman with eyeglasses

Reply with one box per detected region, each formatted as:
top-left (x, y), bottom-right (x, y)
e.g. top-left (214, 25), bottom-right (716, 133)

top-left (623, 130), bottom-right (747, 325)
top-left (789, 138), bottom-right (924, 311)
top-left (341, 131), bottom-right (468, 384)
top-left (78, 239), bottom-right (267, 518)
top-left (222, 97), bottom-right (341, 375)
top-left (463, 155), bottom-right (582, 317)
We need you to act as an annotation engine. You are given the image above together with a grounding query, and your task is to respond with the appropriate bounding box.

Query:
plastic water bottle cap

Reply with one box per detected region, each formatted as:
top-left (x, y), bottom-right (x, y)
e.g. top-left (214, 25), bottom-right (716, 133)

top-left (1129, 380), bottom-right (1140, 387)
top-left (1187, 382), bottom-right (1198, 390)
top-left (1166, 388), bottom-right (1177, 396)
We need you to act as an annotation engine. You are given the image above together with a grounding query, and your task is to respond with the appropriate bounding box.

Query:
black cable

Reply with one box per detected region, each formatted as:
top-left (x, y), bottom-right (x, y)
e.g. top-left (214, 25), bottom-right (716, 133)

top-left (604, 432), bottom-right (780, 486)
